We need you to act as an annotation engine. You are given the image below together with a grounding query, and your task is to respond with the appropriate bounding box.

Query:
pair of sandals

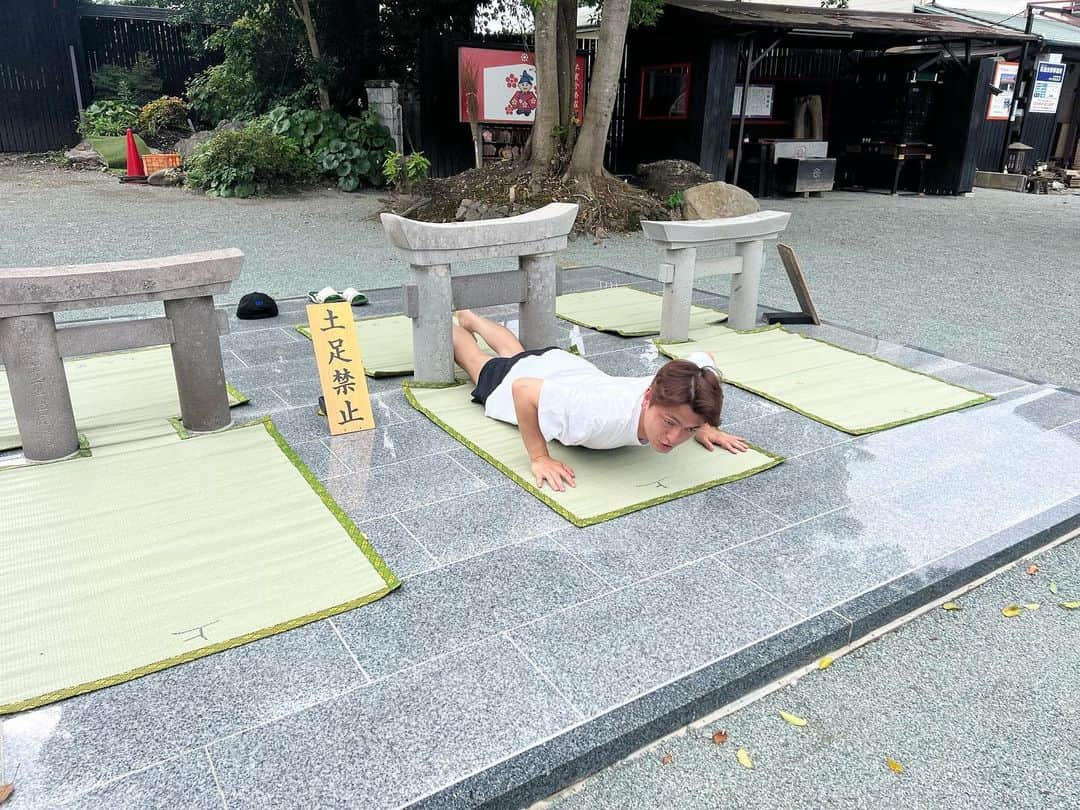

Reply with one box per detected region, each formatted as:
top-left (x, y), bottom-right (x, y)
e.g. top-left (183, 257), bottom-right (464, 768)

top-left (308, 286), bottom-right (368, 306)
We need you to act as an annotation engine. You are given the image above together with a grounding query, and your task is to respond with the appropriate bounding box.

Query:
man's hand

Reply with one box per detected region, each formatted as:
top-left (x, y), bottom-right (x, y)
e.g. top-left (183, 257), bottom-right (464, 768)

top-left (695, 425), bottom-right (749, 454)
top-left (531, 455), bottom-right (576, 491)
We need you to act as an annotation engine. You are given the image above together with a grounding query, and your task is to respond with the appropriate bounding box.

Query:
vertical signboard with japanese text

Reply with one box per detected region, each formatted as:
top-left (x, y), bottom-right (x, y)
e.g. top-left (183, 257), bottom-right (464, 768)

top-left (306, 303), bottom-right (375, 436)
top-left (1030, 61), bottom-right (1065, 114)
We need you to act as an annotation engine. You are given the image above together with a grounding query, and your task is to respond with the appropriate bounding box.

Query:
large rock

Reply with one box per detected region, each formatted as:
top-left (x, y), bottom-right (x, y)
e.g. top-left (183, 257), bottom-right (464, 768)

top-left (176, 120), bottom-right (246, 160)
top-left (64, 141), bottom-right (106, 170)
top-left (175, 131), bottom-right (214, 161)
top-left (147, 168), bottom-right (184, 187)
top-left (636, 159), bottom-right (714, 199)
top-left (682, 182), bottom-right (760, 220)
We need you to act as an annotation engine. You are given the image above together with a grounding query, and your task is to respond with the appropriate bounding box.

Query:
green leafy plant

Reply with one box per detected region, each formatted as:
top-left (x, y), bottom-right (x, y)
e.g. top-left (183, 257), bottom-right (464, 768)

top-left (382, 150), bottom-right (402, 184)
top-left (91, 52), bottom-right (162, 105)
top-left (267, 106), bottom-right (393, 191)
top-left (383, 150), bottom-right (431, 190)
top-left (404, 151), bottom-right (431, 184)
top-left (77, 100), bottom-right (139, 137)
top-left (185, 63), bottom-right (259, 127)
top-left (665, 190), bottom-right (684, 210)
top-left (185, 123), bottom-right (315, 198)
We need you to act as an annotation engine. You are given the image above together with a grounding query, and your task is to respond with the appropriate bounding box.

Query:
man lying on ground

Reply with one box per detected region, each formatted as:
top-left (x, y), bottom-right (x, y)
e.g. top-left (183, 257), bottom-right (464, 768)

top-left (453, 309), bottom-right (749, 492)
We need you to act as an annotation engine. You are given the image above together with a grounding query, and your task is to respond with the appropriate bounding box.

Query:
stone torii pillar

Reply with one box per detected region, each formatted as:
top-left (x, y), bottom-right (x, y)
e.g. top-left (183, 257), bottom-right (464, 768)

top-left (640, 211), bottom-right (792, 339)
top-left (380, 203), bottom-right (579, 384)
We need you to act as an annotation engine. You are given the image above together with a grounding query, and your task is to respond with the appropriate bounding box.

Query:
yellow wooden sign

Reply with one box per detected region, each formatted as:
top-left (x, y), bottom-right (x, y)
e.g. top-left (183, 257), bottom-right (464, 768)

top-left (306, 302), bottom-right (375, 435)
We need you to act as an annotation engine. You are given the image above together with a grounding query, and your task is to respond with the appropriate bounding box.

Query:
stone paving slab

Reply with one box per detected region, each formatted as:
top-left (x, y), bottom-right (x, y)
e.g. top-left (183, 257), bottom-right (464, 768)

top-left (3, 266), bottom-right (1080, 809)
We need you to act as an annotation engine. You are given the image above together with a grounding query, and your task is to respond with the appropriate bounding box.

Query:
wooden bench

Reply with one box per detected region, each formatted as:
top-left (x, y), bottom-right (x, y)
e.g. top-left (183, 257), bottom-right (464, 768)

top-left (0, 249), bottom-right (243, 461)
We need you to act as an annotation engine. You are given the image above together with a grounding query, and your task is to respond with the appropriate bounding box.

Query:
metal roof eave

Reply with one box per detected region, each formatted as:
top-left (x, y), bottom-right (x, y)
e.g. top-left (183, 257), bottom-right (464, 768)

top-left (664, 0), bottom-right (1038, 44)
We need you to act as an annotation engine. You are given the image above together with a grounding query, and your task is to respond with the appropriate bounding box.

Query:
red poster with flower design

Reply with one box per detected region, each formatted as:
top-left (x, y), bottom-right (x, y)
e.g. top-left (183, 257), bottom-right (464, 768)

top-left (458, 46), bottom-right (585, 125)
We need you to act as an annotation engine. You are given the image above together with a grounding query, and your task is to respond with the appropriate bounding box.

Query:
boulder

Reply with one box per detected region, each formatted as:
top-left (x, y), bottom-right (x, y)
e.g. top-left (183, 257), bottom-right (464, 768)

top-left (64, 141), bottom-right (106, 170)
top-left (175, 131), bottom-right (214, 161)
top-left (682, 182), bottom-right (760, 220)
top-left (147, 168), bottom-right (184, 187)
top-left (636, 159), bottom-right (714, 199)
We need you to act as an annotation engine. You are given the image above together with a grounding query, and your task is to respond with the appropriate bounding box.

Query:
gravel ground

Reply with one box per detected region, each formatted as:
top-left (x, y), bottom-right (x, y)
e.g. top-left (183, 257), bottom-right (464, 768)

top-left (2, 163), bottom-right (1077, 387)
top-left (545, 535), bottom-right (1080, 810)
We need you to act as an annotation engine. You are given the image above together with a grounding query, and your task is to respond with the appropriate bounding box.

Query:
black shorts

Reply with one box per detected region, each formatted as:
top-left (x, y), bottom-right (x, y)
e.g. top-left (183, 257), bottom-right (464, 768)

top-left (470, 346), bottom-right (561, 405)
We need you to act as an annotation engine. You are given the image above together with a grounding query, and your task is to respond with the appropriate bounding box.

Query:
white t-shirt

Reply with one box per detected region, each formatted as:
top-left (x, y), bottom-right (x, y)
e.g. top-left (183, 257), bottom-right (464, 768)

top-left (483, 349), bottom-right (650, 449)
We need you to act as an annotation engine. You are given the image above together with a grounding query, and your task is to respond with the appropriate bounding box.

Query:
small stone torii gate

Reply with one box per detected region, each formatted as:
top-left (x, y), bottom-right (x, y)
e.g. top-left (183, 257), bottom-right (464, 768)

top-left (640, 211), bottom-right (792, 339)
top-left (380, 203), bottom-right (579, 384)
top-left (0, 250), bottom-right (243, 461)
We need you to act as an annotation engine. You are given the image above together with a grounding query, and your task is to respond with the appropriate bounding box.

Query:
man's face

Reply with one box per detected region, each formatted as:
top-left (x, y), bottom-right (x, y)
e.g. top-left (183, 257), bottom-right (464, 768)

top-left (640, 391), bottom-right (703, 453)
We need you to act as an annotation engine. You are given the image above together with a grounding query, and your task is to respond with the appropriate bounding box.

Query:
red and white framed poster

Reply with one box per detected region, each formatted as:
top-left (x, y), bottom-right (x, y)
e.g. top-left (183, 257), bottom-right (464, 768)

top-left (986, 61), bottom-right (1018, 121)
top-left (458, 46), bottom-right (586, 125)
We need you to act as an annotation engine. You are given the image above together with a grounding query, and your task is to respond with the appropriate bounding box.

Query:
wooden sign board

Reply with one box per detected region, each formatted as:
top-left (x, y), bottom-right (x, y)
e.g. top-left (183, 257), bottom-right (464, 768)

top-left (776, 243), bottom-right (821, 325)
top-left (305, 303), bottom-right (375, 435)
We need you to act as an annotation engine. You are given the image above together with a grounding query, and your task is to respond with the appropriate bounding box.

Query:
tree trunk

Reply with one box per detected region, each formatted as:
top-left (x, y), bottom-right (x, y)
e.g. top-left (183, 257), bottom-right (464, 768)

top-left (566, 0), bottom-right (631, 187)
top-left (295, 0), bottom-right (331, 110)
top-left (556, 0), bottom-right (576, 132)
top-left (528, 0), bottom-right (559, 175)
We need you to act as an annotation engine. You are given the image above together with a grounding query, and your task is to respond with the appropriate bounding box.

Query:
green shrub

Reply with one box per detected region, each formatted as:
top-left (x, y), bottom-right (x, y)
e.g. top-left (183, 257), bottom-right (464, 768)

top-left (91, 52), bottom-right (162, 105)
top-left (267, 107), bottom-right (394, 191)
top-left (382, 150), bottom-right (402, 185)
top-left (185, 63), bottom-right (258, 128)
top-left (383, 150), bottom-right (432, 190)
top-left (77, 101), bottom-right (139, 137)
top-left (664, 190), bottom-right (684, 210)
top-left (138, 96), bottom-right (190, 137)
top-left (404, 151), bottom-right (431, 184)
top-left (185, 124), bottom-right (316, 198)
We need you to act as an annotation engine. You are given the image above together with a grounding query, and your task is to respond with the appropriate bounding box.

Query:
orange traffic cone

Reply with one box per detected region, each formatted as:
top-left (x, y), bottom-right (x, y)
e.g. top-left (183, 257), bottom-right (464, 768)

top-left (120, 128), bottom-right (146, 183)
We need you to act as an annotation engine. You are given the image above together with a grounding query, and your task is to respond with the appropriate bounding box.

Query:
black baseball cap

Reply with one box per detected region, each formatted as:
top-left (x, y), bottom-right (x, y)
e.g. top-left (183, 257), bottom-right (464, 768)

top-left (236, 292), bottom-right (279, 320)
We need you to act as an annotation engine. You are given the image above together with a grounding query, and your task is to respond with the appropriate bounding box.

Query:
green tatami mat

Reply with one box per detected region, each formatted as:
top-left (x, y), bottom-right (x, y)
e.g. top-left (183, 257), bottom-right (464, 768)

top-left (298, 316), bottom-right (493, 377)
top-left (88, 134), bottom-right (150, 169)
top-left (657, 324), bottom-right (992, 435)
top-left (555, 287), bottom-right (728, 336)
top-left (0, 346), bottom-right (248, 452)
top-left (406, 383), bottom-right (782, 527)
top-left (0, 419), bottom-right (399, 714)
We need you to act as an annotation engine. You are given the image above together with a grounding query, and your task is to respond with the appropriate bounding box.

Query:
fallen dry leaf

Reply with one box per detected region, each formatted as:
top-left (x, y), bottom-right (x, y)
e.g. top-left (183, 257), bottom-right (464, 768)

top-left (1001, 604), bottom-right (1023, 618)
top-left (779, 710), bottom-right (808, 727)
top-left (1026, 564), bottom-right (1040, 575)
top-left (660, 753), bottom-right (673, 766)
top-left (942, 601), bottom-right (961, 611)
top-left (818, 656), bottom-right (833, 670)
top-left (0, 765), bottom-right (17, 804)
top-left (737, 748), bottom-right (753, 769)
top-left (886, 757), bottom-right (905, 774)
top-left (1025, 603), bottom-right (1041, 611)
top-left (1061, 601), bottom-right (1080, 610)
top-left (712, 730), bottom-right (729, 745)
top-left (1050, 582), bottom-right (1059, 595)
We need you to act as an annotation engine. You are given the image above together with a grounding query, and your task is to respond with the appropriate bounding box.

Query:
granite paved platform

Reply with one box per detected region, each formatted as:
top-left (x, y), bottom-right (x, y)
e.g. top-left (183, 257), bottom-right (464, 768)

top-left (2, 267), bottom-right (1079, 809)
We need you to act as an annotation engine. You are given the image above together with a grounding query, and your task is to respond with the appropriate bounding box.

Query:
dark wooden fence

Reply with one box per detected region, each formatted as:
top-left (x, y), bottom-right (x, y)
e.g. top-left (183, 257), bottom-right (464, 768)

top-left (79, 4), bottom-right (219, 99)
top-left (0, 0), bottom-right (86, 152)
top-left (0, 2), bottom-right (218, 153)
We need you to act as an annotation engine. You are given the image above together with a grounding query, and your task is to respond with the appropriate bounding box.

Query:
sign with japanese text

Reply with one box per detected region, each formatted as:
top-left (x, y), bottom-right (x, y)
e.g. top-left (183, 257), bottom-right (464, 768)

top-left (306, 303), bottom-right (375, 436)
top-left (458, 46), bottom-right (586, 125)
top-left (987, 61), bottom-right (1018, 121)
top-left (1030, 61), bottom-right (1065, 114)
top-left (732, 85), bottom-right (775, 119)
